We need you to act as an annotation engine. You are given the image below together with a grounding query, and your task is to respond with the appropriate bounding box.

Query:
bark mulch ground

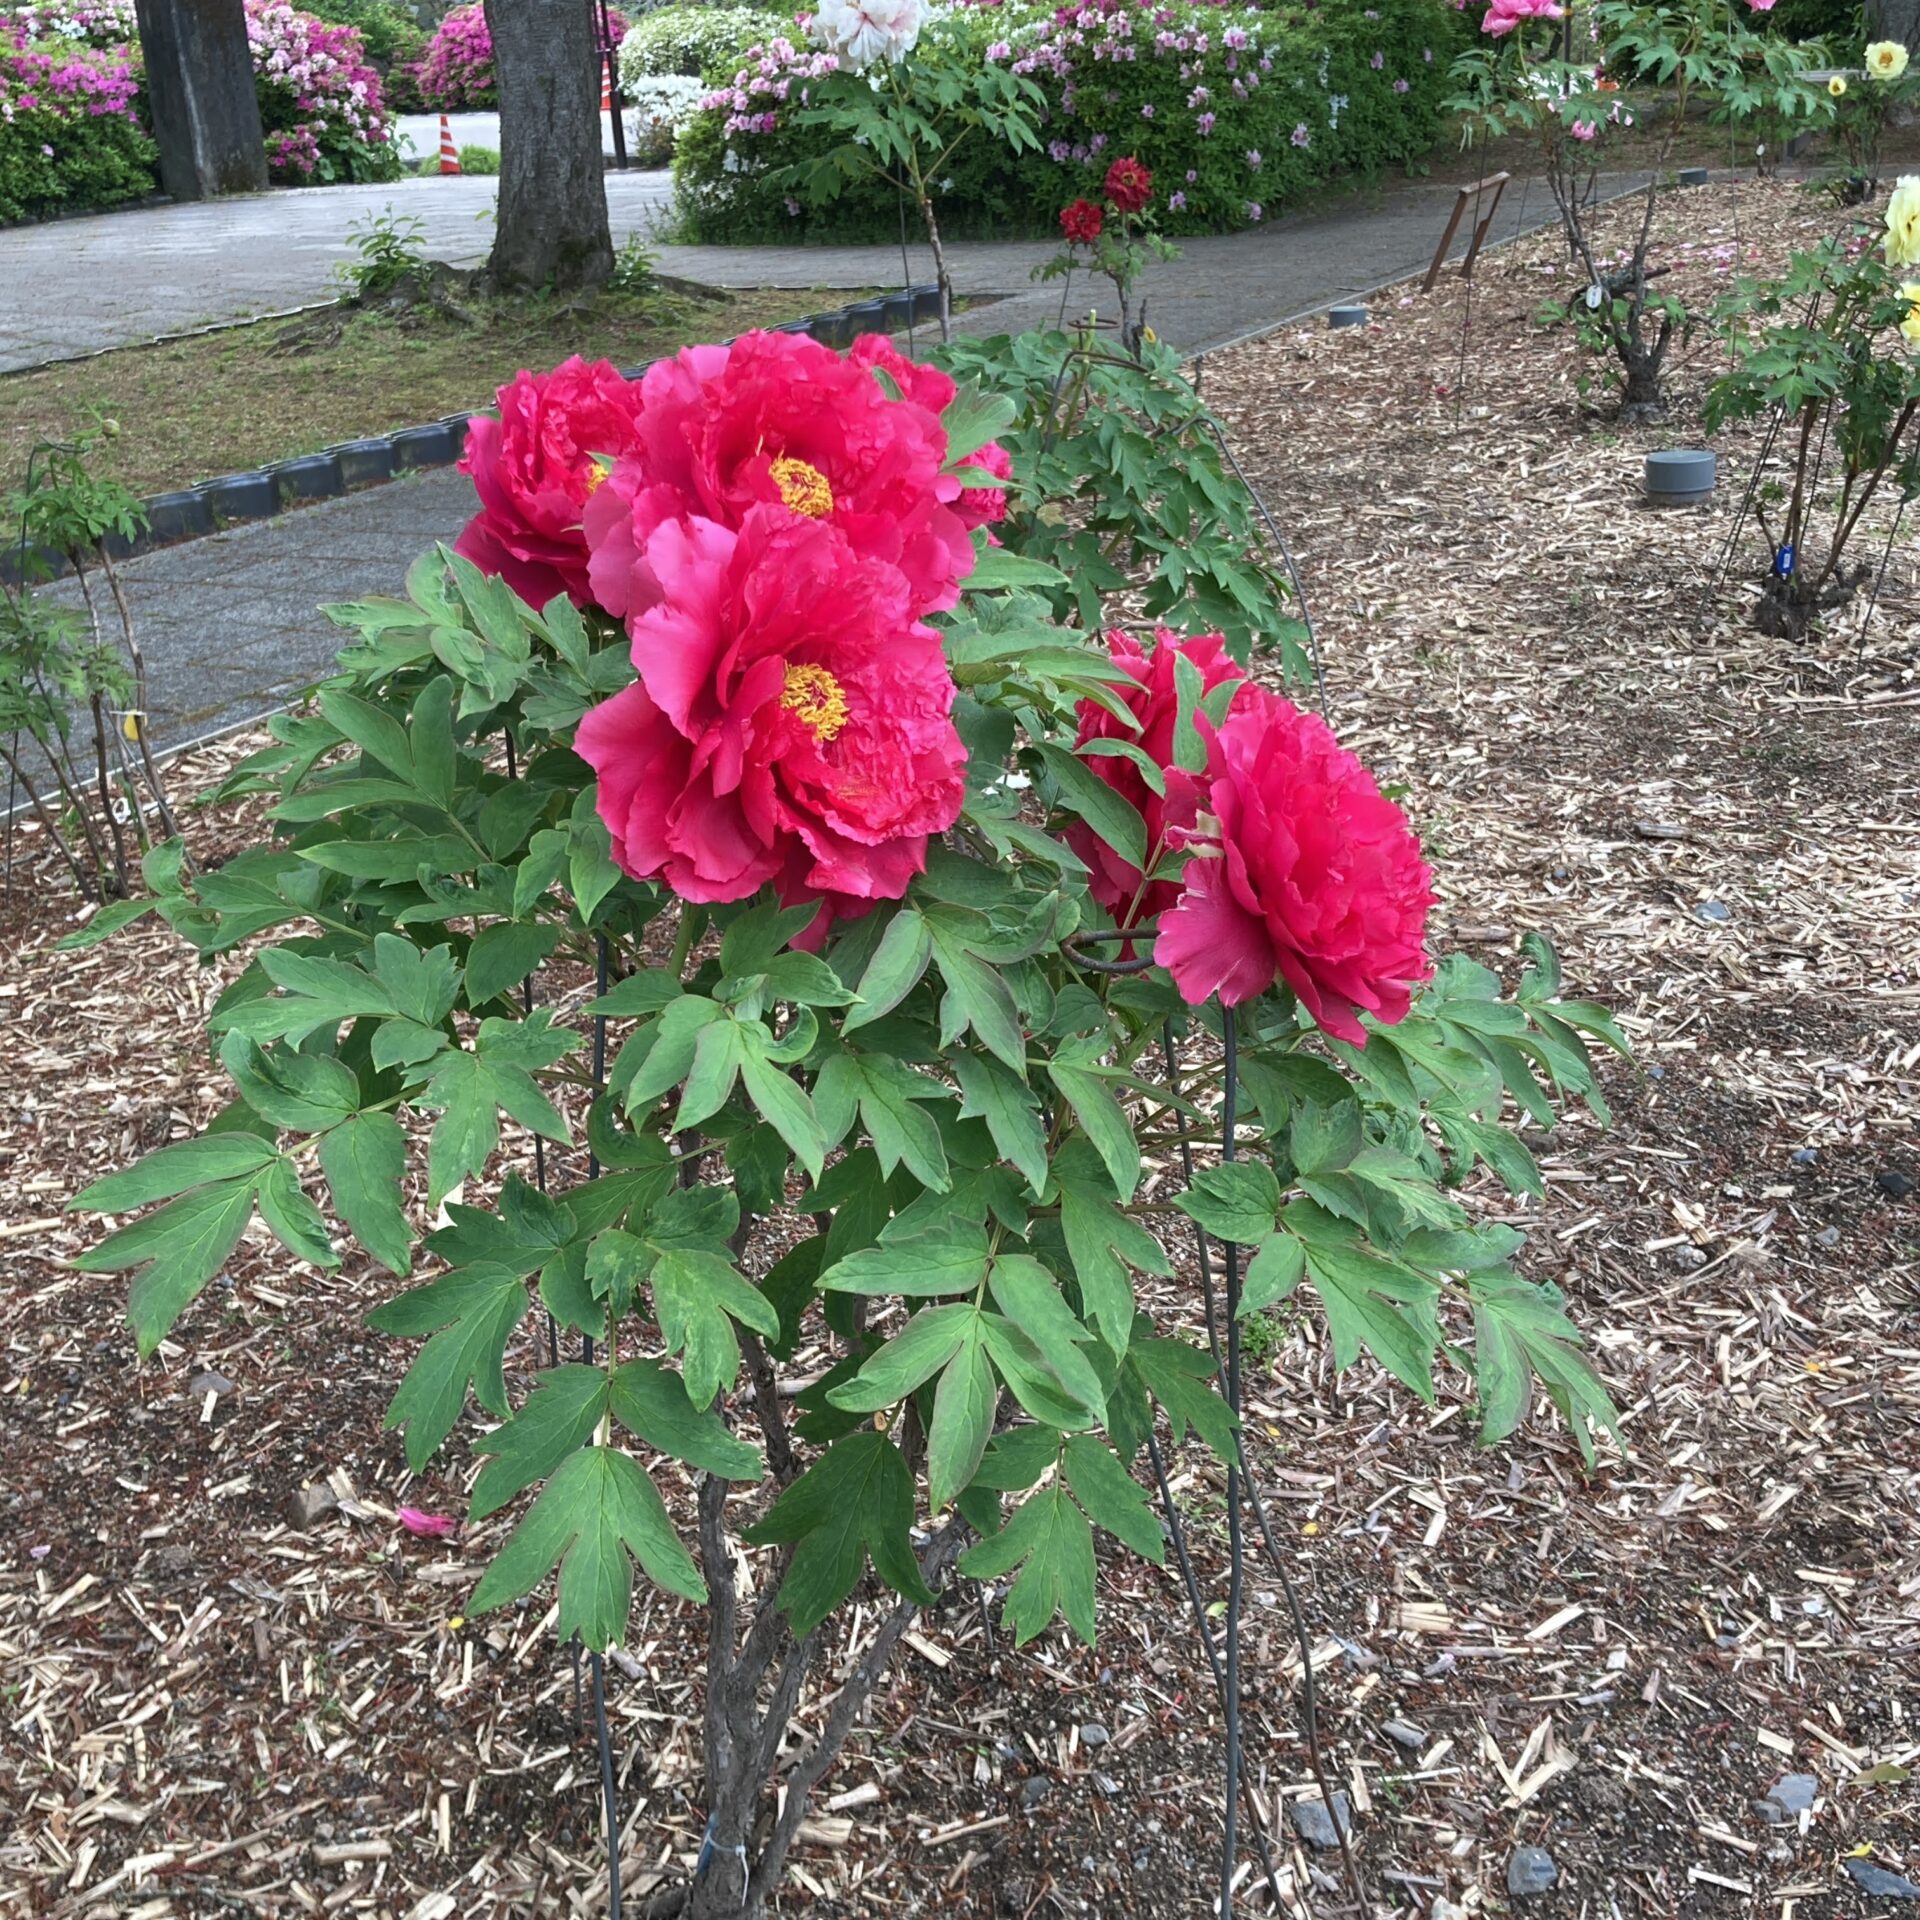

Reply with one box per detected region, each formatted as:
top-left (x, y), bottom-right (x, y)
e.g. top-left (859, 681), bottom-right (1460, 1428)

top-left (2, 176), bottom-right (1916, 1920)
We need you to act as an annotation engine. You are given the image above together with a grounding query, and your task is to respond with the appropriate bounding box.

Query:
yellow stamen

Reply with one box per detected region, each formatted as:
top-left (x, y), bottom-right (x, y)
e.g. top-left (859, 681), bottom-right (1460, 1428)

top-left (770, 455), bottom-right (834, 519)
top-left (780, 663), bottom-right (849, 743)
top-left (583, 461), bottom-right (610, 497)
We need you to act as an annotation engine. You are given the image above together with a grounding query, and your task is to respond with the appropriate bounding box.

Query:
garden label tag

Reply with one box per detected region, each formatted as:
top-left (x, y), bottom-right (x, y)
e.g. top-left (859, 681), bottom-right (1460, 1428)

top-left (1585, 283), bottom-right (1605, 311)
top-left (1773, 544), bottom-right (1796, 578)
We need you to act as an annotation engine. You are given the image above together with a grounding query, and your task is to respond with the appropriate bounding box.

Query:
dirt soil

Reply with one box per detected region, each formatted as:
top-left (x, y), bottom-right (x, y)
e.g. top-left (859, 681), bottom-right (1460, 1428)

top-left (2, 178), bottom-right (1917, 1920)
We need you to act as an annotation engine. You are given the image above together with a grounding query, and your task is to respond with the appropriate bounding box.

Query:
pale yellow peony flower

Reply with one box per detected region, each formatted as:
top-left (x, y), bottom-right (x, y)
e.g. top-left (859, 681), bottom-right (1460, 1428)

top-left (1888, 176), bottom-right (1920, 268)
top-left (1865, 39), bottom-right (1910, 81)
top-left (1828, 74), bottom-right (1848, 96)
top-left (1902, 282), bottom-right (1920, 349)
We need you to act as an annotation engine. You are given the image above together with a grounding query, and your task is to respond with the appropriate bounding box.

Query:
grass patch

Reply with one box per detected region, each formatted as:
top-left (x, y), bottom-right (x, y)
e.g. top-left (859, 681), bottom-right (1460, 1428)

top-left (0, 282), bottom-right (878, 501)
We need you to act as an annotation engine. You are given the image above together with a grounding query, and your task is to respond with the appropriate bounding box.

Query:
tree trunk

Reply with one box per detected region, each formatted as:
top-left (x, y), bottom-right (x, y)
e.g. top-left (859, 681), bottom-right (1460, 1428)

top-left (484, 0), bottom-right (613, 292)
top-left (133, 0), bottom-right (268, 201)
top-left (1869, 0), bottom-right (1920, 55)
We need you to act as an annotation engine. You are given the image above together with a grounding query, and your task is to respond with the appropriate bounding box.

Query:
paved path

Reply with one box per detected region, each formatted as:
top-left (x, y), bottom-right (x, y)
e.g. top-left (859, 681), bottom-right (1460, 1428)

top-left (389, 110), bottom-right (633, 169)
top-left (18, 169), bottom-right (1649, 764)
top-left (0, 172), bottom-right (675, 371)
top-left (2, 168), bottom-right (1597, 374)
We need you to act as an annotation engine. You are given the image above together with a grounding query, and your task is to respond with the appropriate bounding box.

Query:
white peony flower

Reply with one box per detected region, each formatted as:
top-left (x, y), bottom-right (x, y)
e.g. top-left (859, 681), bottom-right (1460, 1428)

top-left (811, 0), bottom-right (923, 71)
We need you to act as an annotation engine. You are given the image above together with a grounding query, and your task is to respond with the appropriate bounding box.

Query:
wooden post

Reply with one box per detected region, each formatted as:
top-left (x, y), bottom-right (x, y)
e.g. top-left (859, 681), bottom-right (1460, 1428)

top-left (1422, 172), bottom-right (1511, 294)
top-left (133, 0), bottom-right (268, 201)
top-left (1458, 172), bottom-right (1510, 282)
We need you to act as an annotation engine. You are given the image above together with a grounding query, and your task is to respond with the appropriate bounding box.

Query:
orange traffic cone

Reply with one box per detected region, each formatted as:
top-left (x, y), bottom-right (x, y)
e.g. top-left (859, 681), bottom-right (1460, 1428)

top-left (600, 69), bottom-right (612, 112)
top-left (438, 113), bottom-right (459, 175)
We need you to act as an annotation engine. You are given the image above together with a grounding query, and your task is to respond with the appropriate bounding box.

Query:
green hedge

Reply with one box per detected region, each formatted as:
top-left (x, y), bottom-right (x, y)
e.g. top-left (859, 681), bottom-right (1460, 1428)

top-left (0, 102), bottom-right (156, 223)
top-left (618, 3), bottom-right (791, 80)
top-left (670, 0), bottom-right (1470, 242)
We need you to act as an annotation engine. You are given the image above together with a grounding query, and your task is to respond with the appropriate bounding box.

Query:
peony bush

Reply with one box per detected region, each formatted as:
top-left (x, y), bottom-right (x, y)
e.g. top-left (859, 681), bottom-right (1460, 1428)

top-left (672, 0), bottom-right (1467, 241)
top-left (72, 314), bottom-right (1624, 1913)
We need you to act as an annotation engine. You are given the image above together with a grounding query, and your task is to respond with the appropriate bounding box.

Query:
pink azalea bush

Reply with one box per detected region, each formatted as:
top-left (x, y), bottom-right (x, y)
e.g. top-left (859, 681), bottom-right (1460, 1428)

top-left (414, 0), bottom-right (628, 111)
top-left (245, 0), bottom-right (400, 183)
top-left (673, 0), bottom-right (1469, 240)
top-left (0, 12), bottom-right (153, 220)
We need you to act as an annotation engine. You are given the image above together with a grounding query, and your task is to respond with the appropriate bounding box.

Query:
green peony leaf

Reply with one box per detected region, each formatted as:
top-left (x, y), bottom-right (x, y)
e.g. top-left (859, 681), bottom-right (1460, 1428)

top-left (959, 1482), bottom-right (1096, 1646)
top-left (469, 1444), bottom-right (705, 1648)
top-left (318, 1111), bottom-right (413, 1276)
top-left (745, 1430), bottom-right (934, 1634)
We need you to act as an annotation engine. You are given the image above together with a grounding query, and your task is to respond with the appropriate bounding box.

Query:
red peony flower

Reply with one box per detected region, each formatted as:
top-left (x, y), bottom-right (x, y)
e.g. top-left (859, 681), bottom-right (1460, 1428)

top-left (1103, 155), bottom-right (1153, 213)
top-left (1153, 684), bottom-right (1434, 1043)
top-left (455, 356), bottom-right (643, 609)
top-left (583, 331), bottom-right (972, 623)
top-left (848, 330), bottom-right (958, 414)
top-left (954, 439), bottom-right (1015, 532)
top-left (1065, 627), bottom-right (1244, 925)
top-left (850, 332), bottom-right (1011, 531)
top-left (1060, 197), bottom-right (1105, 244)
top-left (576, 507), bottom-right (967, 923)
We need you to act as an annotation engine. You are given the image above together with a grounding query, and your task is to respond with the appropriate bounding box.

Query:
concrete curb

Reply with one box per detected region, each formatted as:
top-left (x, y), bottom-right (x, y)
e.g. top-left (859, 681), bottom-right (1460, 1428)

top-left (1, 284), bottom-right (943, 587)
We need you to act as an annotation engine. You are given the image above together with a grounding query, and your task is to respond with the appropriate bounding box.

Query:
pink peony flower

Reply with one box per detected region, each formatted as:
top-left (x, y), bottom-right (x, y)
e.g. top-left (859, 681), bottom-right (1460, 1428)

top-left (577, 508), bottom-right (966, 925)
top-left (1570, 119), bottom-right (1597, 140)
top-left (846, 332), bottom-right (1011, 529)
top-left (1153, 684), bottom-right (1434, 1042)
top-left (455, 356), bottom-right (643, 609)
top-left (1481, 0), bottom-right (1562, 33)
top-left (1065, 627), bottom-right (1245, 926)
top-left (397, 1507), bottom-right (459, 1537)
top-left (583, 332), bottom-right (972, 622)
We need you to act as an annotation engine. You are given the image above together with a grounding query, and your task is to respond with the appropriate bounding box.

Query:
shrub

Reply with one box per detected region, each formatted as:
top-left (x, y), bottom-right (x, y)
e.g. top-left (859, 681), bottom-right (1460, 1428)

top-left (1705, 230), bottom-right (1920, 637)
top-left (6, 0), bottom-right (137, 47)
top-left (304, 0), bottom-right (427, 109)
top-left (67, 326), bottom-right (1624, 1916)
top-left (617, 5), bottom-right (787, 82)
top-left (672, 0), bottom-right (1468, 241)
top-left (245, 0), bottom-right (404, 183)
top-left (411, 0), bottom-right (491, 108)
top-left (621, 71), bottom-right (706, 164)
top-left (0, 16), bottom-right (156, 222)
top-left (457, 141), bottom-right (499, 173)
top-left (417, 0), bottom-right (629, 110)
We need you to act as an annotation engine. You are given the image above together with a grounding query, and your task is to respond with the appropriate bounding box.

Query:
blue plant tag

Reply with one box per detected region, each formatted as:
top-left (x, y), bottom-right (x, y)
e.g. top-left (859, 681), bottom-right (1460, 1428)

top-left (1773, 543), bottom-right (1796, 578)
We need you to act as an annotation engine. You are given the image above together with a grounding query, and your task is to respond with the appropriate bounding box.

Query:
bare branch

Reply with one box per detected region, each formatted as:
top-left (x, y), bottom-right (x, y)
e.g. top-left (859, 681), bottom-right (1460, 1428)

top-left (742, 1518), bottom-right (970, 1912)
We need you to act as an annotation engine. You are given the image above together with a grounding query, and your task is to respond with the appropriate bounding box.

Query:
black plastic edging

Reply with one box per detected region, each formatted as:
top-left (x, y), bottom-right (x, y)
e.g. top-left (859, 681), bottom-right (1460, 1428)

top-left (1, 287), bottom-right (943, 587)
